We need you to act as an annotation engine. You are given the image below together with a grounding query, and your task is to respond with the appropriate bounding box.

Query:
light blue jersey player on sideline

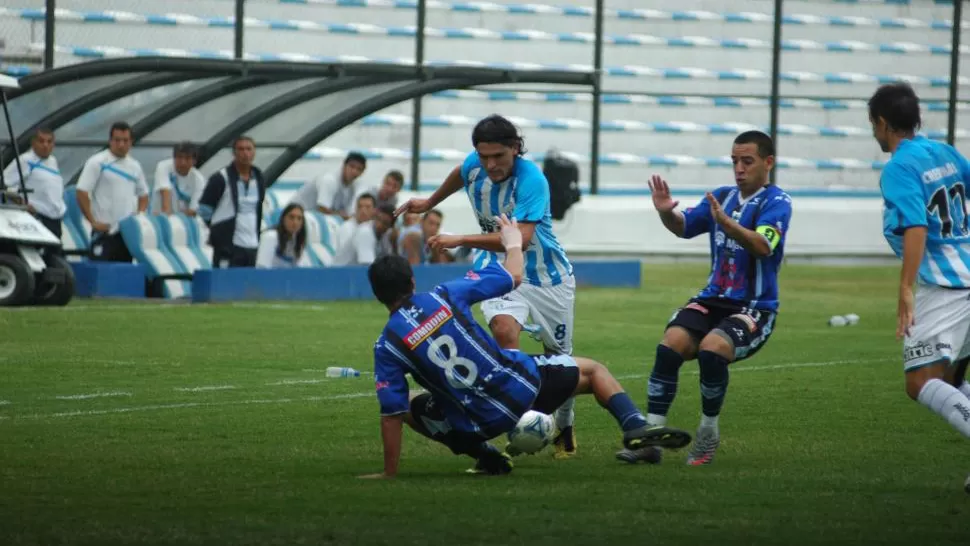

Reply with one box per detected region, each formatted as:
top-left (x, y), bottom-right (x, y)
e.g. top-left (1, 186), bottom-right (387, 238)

top-left (870, 82), bottom-right (970, 494)
top-left (394, 115), bottom-right (580, 458)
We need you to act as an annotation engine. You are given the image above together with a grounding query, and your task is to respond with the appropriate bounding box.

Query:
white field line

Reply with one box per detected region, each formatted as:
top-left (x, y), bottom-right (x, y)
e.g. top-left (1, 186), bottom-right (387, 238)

top-left (0, 400), bottom-right (9, 405)
top-left (267, 379), bottom-right (330, 386)
top-left (54, 391), bottom-right (132, 400)
top-left (174, 385), bottom-right (237, 392)
top-left (0, 358), bottom-right (881, 422)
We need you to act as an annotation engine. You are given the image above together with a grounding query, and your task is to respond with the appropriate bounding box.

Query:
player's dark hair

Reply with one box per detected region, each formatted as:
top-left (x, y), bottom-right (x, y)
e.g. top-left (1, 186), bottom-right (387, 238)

top-left (369, 254), bottom-right (414, 307)
top-left (733, 131), bottom-right (775, 159)
top-left (33, 127), bottom-right (53, 139)
top-left (868, 82), bottom-right (922, 134)
top-left (276, 203), bottom-right (307, 261)
top-left (109, 121), bottom-right (131, 138)
top-left (345, 151), bottom-right (367, 168)
top-left (376, 204), bottom-right (396, 218)
top-left (385, 170), bottom-right (405, 188)
top-left (472, 115), bottom-right (527, 155)
top-left (172, 141), bottom-right (197, 158)
top-left (356, 192), bottom-right (376, 207)
top-left (232, 135), bottom-right (256, 151)
top-left (425, 209), bottom-right (443, 221)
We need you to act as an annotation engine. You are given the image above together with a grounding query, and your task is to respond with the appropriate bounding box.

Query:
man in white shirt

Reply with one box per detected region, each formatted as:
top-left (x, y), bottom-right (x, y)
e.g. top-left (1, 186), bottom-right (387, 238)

top-left (333, 204), bottom-right (395, 266)
top-left (2, 127), bottom-right (65, 239)
top-left (198, 136), bottom-right (266, 268)
top-left (152, 142), bottom-right (205, 216)
top-left (290, 151), bottom-right (366, 220)
top-left (336, 193), bottom-right (377, 253)
top-left (76, 121), bottom-right (149, 262)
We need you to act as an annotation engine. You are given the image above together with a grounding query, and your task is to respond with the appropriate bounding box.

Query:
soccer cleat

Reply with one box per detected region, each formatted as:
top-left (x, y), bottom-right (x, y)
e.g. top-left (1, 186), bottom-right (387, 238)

top-left (615, 446), bottom-right (663, 465)
top-left (466, 448), bottom-right (514, 476)
top-left (552, 425), bottom-right (578, 459)
top-left (623, 425), bottom-right (692, 451)
top-left (503, 442), bottom-right (524, 458)
top-left (686, 427), bottom-right (720, 466)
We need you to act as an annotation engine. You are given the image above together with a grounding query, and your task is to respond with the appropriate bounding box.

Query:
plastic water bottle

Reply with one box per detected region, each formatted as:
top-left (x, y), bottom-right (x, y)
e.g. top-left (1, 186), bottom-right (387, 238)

top-left (326, 367), bottom-right (361, 378)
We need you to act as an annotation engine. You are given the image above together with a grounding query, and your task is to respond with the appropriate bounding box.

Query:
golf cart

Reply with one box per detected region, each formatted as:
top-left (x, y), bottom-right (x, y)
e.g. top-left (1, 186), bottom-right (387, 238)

top-left (0, 73), bottom-right (74, 306)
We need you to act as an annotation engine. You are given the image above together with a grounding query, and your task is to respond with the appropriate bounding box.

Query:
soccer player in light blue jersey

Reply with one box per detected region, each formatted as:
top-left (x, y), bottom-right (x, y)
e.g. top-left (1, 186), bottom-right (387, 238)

top-left (359, 215), bottom-right (690, 478)
top-left (617, 131), bottom-right (793, 467)
top-left (869, 83), bottom-right (970, 494)
top-left (395, 115), bottom-right (581, 458)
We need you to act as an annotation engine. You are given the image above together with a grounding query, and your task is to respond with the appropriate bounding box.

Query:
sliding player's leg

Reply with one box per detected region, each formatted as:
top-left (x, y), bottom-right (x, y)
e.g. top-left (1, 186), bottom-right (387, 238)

top-left (406, 393), bottom-right (512, 475)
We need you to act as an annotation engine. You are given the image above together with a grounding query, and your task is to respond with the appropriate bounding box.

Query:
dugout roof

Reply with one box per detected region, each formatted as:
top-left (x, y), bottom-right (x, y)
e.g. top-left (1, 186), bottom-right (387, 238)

top-left (0, 58), bottom-right (593, 184)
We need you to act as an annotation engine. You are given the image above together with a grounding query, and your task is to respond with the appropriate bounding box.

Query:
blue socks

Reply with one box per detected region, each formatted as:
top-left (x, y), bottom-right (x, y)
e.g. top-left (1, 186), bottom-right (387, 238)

top-left (606, 392), bottom-right (649, 432)
top-left (697, 350), bottom-right (730, 418)
top-left (647, 344), bottom-right (684, 418)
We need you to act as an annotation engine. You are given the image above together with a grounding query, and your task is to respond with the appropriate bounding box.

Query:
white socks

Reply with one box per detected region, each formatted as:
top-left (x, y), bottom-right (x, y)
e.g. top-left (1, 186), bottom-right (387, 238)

top-left (554, 397), bottom-right (576, 429)
top-left (646, 413), bottom-right (668, 427)
top-left (959, 381), bottom-right (970, 398)
top-left (918, 379), bottom-right (970, 439)
top-left (700, 414), bottom-right (720, 430)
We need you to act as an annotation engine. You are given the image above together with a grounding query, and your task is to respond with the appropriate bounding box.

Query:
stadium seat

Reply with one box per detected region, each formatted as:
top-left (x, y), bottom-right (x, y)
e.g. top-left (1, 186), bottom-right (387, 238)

top-left (303, 211), bottom-right (340, 266)
top-left (118, 214), bottom-right (192, 298)
top-left (62, 186), bottom-right (92, 248)
top-left (155, 213), bottom-right (213, 273)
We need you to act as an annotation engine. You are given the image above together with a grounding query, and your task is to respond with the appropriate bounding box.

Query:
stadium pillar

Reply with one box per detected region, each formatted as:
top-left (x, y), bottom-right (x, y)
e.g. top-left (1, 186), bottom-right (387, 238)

top-left (947, 0), bottom-right (963, 146)
top-left (44, 0), bottom-right (55, 70)
top-left (768, 0), bottom-right (783, 185)
top-left (234, 0), bottom-right (244, 60)
top-left (409, 0), bottom-right (428, 192)
top-left (590, 0), bottom-right (604, 195)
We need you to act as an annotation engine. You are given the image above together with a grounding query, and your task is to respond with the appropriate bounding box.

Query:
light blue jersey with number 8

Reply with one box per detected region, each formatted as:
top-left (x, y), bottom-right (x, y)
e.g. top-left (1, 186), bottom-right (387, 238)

top-left (881, 135), bottom-right (970, 288)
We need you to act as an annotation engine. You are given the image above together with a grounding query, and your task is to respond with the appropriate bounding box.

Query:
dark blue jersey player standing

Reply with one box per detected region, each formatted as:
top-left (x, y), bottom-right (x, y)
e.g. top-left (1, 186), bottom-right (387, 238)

top-left (360, 215), bottom-right (691, 478)
top-left (617, 131), bottom-right (793, 467)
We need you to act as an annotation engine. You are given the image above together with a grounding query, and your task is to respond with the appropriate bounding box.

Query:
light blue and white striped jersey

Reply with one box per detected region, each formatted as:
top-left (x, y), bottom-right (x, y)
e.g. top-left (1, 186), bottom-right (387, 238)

top-left (460, 152), bottom-right (573, 287)
top-left (881, 135), bottom-right (970, 288)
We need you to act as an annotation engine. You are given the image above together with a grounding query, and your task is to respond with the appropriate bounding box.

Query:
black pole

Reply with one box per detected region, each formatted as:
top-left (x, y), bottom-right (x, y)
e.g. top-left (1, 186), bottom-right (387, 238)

top-left (590, 0), bottom-right (604, 195)
top-left (0, 90), bottom-right (28, 205)
top-left (768, 0), bottom-right (783, 184)
top-left (234, 0), bottom-right (244, 60)
top-left (44, 0), bottom-right (55, 70)
top-left (409, 0), bottom-right (427, 192)
top-left (948, 0), bottom-right (963, 146)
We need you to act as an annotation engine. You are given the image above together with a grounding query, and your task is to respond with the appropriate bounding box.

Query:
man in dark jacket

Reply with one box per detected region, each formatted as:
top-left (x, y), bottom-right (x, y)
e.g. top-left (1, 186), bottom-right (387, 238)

top-left (198, 136), bottom-right (266, 268)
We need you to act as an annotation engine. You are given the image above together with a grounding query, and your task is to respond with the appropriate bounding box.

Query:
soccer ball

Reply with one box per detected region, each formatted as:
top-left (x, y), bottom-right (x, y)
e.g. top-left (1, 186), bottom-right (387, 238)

top-left (506, 410), bottom-right (556, 454)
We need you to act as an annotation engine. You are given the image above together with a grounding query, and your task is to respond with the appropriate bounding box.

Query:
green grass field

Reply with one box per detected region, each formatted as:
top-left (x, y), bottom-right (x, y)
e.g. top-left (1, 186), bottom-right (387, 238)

top-left (1, 263), bottom-right (967, 546)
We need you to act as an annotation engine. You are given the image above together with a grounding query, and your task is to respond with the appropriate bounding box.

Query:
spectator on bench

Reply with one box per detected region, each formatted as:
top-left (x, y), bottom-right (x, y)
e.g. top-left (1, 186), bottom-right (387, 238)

top-left (336, 193), bottom-right (376, 252)
top-left (291, 151), bottom-right (367, 220)
top-left (3, 127), bottom-right (65, 240)
top-left (400, 209), bottom-right (454, 265)
top-left (198, 136), bottom-right (266, 268)
top-left (256, 203), bottom-right (310, 269)
top-left (152, 141), bottom-right (205, 216)
top-left (76, 121), bottom-right (149, 262)
top-left (353, 169), bottom-right (403, 213)
top-left (333, 204), bottom-right (395, 266)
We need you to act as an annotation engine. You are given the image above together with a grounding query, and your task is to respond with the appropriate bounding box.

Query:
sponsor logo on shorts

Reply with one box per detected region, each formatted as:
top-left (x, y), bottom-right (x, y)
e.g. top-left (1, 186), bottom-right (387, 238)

top-left (375, 381), bottom-right (390, 391)
top-left (404, 306), bottom-right (453, 349)
top-left (685, 303), bottom-right (709, 314)
top-left (954, 403), bottom-right (970, 423)
top-left (732, 313), bottom-right (758, 333)
top-left (464, 270), bottom-right (480, 280)
top-left (904, 341), bottom-right (935, 362)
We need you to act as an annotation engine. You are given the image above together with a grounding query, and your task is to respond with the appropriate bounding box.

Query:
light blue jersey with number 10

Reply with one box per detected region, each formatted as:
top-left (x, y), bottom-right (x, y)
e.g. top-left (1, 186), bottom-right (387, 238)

top-left (881, 135), bottom-right (970, 288)
top-left (460, 152), bottom-right (573, 288)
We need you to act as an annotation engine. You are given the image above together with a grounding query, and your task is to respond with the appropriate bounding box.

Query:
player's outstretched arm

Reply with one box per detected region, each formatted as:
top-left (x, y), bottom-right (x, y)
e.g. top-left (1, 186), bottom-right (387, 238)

top-left (360, 414), bottom-right (405, 479)
top-left (431, 221), bottom-right (536, 254)
top-left (897, 226), bottom-right (927, 339)
top-left (394, 165), bottom-right (464, 218)
top-left (649, 175), bottom-right (686, 236)
top-left (497, 214), bottom-right (524, 288)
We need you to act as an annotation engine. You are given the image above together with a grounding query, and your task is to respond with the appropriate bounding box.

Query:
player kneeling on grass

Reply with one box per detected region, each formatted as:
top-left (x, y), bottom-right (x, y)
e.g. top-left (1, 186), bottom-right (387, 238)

top-left (616, 131), bottom-right (793, 467)
top-left (360, 215), bottom-right (691, 478)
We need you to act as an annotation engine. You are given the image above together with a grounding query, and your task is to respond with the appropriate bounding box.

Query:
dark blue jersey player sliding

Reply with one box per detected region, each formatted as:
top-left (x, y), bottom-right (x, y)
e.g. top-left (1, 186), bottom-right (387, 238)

top-left (360, 215), bottom-right (691, 478)
top-left (617, 131), bottom-right (793, 467)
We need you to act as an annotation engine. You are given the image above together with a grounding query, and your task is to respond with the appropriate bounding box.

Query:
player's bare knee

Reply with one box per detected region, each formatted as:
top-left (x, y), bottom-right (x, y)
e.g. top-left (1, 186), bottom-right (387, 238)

top-left (699, 330), bottom-right (735, 360)
top-left (489, 317), bottom-right (521, 349)
top-left (905, 364), bottom-right (946, 400)
top-left (661, 327), bottom-right (698, 359)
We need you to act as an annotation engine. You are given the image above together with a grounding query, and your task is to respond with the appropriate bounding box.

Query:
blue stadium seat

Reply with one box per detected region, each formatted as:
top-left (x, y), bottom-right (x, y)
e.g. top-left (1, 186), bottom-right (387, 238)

top-left (155, 213), bottom-right (213, 273)
top-left (62, 186), bottom-right (92, 248)
top-left (118, 214), bottom-right (191, 298)
top-left (304, 211), bottom-right (340, 266)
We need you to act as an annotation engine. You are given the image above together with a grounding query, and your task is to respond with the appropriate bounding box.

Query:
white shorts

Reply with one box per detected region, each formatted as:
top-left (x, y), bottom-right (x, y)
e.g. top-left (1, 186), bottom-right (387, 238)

top-left (481, 276), bottom-right (576, 355)
top-left (903, 284), bottom-right (970, 371)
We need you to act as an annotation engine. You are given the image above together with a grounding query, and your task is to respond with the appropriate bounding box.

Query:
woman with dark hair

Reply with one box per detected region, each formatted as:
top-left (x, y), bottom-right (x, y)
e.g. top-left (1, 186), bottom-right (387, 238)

top-left (256, 203), bottom-right (311, 268)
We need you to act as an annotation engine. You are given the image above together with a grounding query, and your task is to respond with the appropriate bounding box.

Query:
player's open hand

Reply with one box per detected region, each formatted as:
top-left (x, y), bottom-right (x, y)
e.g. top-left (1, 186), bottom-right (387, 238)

top-left (897, 285), bottom-right (915, 340)
top-left (648, 175), bottom-right (679, 213)
top-left (427, 234), bottom-right (462, 252)
top-left (705, 192), bottom-right (728, 226)
top-left (495, 214), bottom-right (522, 251)
top-left (393, 197), bottom-right (432, 218)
